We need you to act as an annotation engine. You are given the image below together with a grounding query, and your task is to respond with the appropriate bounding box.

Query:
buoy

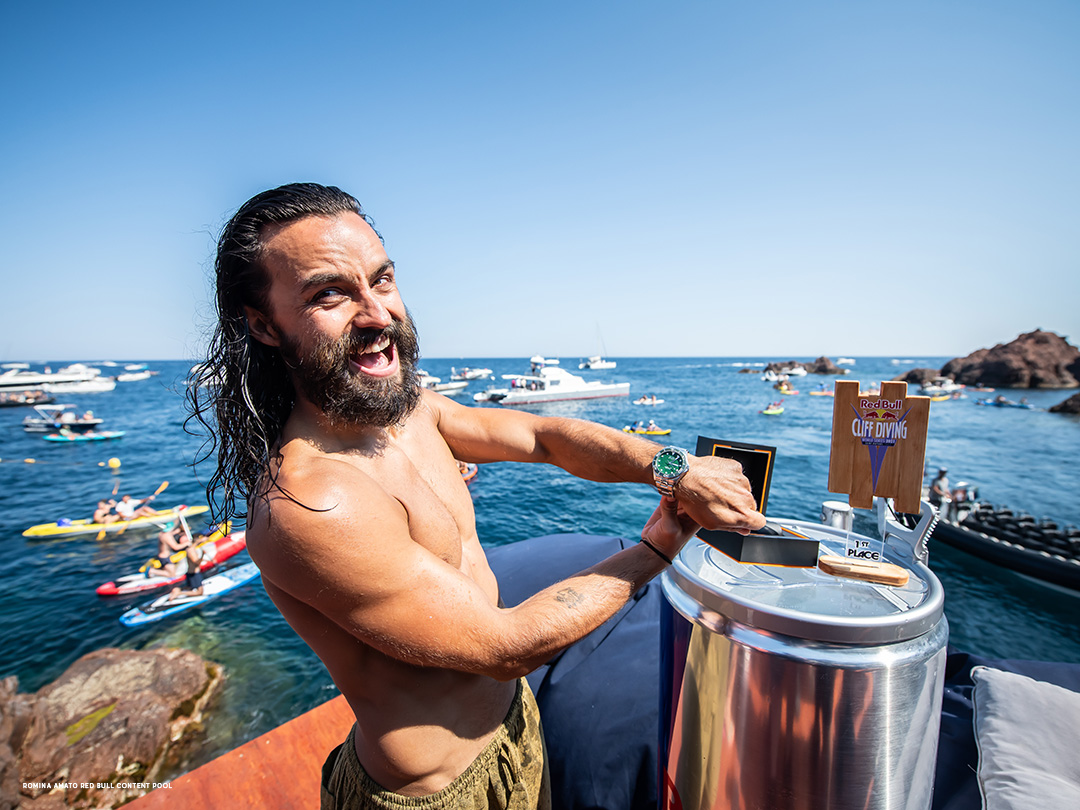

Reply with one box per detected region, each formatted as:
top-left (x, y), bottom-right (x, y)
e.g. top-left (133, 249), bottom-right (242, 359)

top-left (25, 458), bottom-right (36, 464)
top-left (108, 457), bottom-right (121, 470)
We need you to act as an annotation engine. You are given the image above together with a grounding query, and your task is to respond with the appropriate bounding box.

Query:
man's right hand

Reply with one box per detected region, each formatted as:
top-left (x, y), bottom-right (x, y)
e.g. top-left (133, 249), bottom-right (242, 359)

top-left (673, 455), bottom-right (766, 535)
top-left (641, 496), bottom-right (701, 562)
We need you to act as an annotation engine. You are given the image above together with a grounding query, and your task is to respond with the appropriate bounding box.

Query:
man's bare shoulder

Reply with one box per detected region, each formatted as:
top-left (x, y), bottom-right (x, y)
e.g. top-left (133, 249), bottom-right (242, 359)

top-left (247, 441), bottom-right (405, 578)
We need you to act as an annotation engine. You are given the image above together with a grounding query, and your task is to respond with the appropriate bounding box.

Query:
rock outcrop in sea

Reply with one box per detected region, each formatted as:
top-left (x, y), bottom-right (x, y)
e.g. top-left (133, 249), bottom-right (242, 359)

top-left (1049, 393), bottom-right (1080, 415)
top-left (888, 331), bottom-right (1080, 398)
top-left (802, 356), bottom-right (848, 375)
top-left (940, 330), bottom-right (1080, 389)
top-left (891, 367), bottom-right (940, 387)
top-left (1, 647), bottom-right (222, 809)
top-left (763, 358), bottom-right (848, 376)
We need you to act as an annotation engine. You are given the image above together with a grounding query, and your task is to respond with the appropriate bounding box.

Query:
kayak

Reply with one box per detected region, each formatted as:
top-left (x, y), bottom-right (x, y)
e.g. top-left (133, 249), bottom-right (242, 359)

top-left (808, 390), bottom-right (834, 397)
top-left (622, 427), bottom-right (672, 435)
top-left (22, 504), bottom-right (210, 538)
top-left (119, 561), bottom-right (260, 626)
top-left (760, 407), bottom-right (784, 415)
top-left (43, 430), bottom-right (125, 442)
top-left (96, 530), bottom-right (246, 596)
top-left (976, 398), bottom-right (1035, 409)
top-left (633, 398), bottom-right (665, 405)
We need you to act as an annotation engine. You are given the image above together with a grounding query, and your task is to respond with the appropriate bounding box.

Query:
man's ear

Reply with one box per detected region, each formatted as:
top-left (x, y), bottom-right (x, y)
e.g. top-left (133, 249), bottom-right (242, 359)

top-left (244, 306), bottom-right (281, 347)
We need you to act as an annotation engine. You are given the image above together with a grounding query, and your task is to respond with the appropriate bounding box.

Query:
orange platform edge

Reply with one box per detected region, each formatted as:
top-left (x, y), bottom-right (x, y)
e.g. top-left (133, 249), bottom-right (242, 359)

top-left (126, 694), bottom-right (353, 810)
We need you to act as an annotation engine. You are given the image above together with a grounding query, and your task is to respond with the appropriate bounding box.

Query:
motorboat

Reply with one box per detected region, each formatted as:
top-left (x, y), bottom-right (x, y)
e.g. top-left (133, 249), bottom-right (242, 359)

top-left (530, 355), bottom-right (560, 367)
top-left (476, 367), bottom-right (629, 406)
top-left (579, 355), bottom-right (616, 370)
top-left (785, 365), bottom-right (808, 376)
top-left (449, 367), bottom-right (493, 381)
top-left (932, 497), bottom-right (1080, 592)
top-left (0, 364), bottom-right (102, 392)
top-left (116, 370), bottom-right (152, 382)
top-left (43, 378), bottom-right (117, 394)
top-left (417, 370), bottom-right (468, 396)
top-left (837, 357), bottom-right (856, 365)
top-left (0, 391), bottom-right (54, 407)
top-left (22, 403), bottom-right (104, 433)
top-left (919, 377), bottom-right (965, 396)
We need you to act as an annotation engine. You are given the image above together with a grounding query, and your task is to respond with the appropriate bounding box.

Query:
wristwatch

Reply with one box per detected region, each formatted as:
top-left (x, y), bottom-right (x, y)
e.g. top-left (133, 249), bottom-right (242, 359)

top-left (652, 446), bottom-right (690, 497)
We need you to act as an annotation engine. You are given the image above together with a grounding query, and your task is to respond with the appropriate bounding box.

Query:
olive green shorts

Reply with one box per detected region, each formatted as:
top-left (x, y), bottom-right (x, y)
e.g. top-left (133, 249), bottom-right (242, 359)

top-left (321, 679), bottom-right (550, 810)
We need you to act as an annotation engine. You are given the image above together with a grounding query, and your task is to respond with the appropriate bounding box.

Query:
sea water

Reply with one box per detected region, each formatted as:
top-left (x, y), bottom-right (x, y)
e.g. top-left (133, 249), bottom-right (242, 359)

top-left (1, 356), bottom-right (1078, 778)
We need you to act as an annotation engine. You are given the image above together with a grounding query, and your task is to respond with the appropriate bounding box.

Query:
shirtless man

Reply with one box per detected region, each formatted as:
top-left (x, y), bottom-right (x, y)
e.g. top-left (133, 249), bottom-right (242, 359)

top-left (191, 183), bottom-right (763, 809)
top-left (92, 499), bottom-right (119, 525)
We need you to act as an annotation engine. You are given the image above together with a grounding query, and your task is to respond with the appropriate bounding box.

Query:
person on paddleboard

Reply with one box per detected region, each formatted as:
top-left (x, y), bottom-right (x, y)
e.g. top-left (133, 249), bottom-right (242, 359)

top-left (167, 540), bottom-right (206, 601)
top-left (189, 183), bottom-right (764, 810)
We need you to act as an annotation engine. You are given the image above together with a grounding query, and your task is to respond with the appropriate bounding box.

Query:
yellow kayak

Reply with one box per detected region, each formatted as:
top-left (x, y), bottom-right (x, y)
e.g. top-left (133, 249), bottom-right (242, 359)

top-left (623, 427), bottom-right (672, 435)
top-left (22, 505), bottom-right (210, 538)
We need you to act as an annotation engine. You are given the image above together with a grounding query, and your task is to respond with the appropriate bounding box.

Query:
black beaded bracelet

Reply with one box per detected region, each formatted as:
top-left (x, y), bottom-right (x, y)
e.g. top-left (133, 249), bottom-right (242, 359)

top-left (639, 537), bottom-right (673, 566)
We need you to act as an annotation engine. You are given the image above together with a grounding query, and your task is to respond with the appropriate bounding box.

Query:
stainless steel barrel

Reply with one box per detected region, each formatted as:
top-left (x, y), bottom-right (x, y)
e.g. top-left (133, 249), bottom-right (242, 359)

top-left (659, 519), bottom-right (948, 810)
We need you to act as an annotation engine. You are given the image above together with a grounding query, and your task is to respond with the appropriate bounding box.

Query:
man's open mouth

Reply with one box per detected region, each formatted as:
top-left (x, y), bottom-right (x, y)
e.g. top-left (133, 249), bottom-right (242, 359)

top-left (348, 333), bottom-right (400, 378)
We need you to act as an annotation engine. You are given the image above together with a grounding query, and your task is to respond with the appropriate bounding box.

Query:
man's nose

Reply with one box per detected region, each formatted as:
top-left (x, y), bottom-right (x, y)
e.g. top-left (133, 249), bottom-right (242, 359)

top-left (351, 290), bottom-right (393, 330)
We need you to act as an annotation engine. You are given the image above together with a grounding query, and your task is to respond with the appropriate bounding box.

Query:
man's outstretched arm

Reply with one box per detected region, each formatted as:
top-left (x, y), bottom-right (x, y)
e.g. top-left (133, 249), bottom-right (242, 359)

top-left (428, 390), bottom-right (765, 534)
top-left (249, 461), bottom-right (700, 681)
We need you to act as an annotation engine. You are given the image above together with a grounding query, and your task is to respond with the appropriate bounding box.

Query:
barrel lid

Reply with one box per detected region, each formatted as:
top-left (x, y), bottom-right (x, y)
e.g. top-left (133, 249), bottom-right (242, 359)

top-left (664, 518), bottom-right (945, 644)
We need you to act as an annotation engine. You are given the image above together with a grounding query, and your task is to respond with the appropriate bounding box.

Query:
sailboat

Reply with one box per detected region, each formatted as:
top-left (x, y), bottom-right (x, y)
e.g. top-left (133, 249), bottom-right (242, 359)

top-left (579, 327), bottom-right (617, 370)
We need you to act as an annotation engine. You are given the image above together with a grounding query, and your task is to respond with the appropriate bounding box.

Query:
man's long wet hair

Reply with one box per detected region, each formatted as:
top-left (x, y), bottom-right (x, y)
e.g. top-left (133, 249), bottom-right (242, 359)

top-left (186, 183), bottom-right (380, 527)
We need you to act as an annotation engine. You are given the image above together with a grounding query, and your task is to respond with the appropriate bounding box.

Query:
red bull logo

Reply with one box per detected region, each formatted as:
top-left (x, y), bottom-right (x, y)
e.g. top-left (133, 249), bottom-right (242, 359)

top-left (851, 399), bottom-right (913, 492)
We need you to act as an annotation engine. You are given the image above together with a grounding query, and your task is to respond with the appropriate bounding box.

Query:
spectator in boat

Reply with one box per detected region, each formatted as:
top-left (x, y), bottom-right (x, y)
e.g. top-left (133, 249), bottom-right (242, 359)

top-left (114, 493), bottom-right (159, 520)
top-left (929, 468), bottom-right (950, 512)
top-left (190, 183), bottom-right (763, 810)
top-left (92, 499), bottom-right (120, 525)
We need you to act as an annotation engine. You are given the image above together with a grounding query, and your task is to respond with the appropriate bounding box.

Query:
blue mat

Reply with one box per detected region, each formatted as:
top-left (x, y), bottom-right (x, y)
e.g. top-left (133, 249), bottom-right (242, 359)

top-left (487, 533), bottom-right (1080, 810)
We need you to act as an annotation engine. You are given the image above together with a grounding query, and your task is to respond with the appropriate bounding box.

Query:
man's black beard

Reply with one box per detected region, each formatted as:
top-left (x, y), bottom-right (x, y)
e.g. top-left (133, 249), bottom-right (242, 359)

top-left (279, 315), bottom-right (422, 428)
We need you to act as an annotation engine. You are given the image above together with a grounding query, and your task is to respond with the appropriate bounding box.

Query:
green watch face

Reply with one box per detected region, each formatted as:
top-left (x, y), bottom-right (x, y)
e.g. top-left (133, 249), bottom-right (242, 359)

top-left (654, 448), bottom-right (687, 477)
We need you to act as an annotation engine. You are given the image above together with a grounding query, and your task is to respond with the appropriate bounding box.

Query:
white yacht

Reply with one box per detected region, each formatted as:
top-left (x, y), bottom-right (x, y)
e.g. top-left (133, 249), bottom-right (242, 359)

top-left (475, 366), bottom-right (629, 406)
top-left (0, 364), bottom-right (102, 392)
top-left (450, 367), bottom-right (494, 381)
top-left (920, 377), bottom-right (965, 396)
top-left (417, 370), bottom-right (468, 395)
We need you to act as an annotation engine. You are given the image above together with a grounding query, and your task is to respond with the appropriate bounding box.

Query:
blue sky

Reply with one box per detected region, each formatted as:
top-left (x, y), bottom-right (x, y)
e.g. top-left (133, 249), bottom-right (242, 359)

top-left (2, 1), bottom-right (1077, 362)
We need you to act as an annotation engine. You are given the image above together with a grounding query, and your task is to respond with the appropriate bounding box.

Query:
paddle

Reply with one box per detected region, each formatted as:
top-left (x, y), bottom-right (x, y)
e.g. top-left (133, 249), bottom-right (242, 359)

top-left (100, 480), bottom-right (169, 541)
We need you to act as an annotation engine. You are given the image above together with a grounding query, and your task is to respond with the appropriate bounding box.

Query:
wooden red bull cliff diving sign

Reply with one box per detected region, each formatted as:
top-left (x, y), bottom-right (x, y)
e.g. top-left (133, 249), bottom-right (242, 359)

top-left (828, 380), bottom-right (930, 514)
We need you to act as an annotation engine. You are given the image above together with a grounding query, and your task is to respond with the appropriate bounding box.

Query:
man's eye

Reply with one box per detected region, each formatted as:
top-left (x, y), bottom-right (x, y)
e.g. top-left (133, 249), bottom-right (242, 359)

top-left (312, 288), bottom-right (344, 302)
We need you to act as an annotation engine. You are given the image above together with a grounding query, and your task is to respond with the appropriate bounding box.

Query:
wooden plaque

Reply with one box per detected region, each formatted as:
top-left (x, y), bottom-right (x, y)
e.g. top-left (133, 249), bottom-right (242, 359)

top-left (827, 380), bottom-right (930, 514)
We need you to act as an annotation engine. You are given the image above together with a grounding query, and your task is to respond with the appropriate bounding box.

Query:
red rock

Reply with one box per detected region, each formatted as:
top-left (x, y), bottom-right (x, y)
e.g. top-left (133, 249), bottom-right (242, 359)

top-left (940, 330), bottom-right (1080, 389)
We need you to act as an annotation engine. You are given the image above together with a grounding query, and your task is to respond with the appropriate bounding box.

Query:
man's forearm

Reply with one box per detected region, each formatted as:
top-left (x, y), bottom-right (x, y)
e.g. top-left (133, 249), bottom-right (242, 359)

top-left (532, 417), bottom-right (661, 486)
top-left (495, 542), bottom-right (667, 679)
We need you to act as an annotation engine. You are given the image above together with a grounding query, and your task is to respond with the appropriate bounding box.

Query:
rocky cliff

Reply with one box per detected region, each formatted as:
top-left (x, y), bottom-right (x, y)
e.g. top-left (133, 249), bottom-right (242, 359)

top-left (940, 330), bottom-right (1080, 389)
top-left (1, 648), bottom-right (222, 809)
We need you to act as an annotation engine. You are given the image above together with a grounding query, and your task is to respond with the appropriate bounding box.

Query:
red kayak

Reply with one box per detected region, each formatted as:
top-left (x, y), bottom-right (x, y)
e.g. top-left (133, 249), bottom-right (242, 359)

top-left (95, 531), bottom-right (247, 596)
